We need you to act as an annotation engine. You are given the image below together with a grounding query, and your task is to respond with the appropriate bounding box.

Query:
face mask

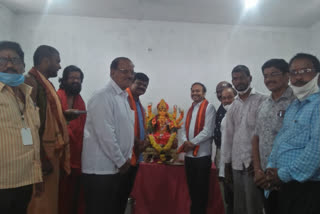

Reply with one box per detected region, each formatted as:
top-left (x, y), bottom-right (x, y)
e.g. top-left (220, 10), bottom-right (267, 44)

top-left (235, 83), bottom-right (251, 95)
top-left (0, 72), bottom-right (25, 87)
top-left (223, 104), bottom-right (230, 111)
top-left (290, 73), bottom-right (319, 101)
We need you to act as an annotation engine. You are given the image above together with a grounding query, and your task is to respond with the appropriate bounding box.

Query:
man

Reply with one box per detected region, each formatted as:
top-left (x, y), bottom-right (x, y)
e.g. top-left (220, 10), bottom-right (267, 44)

top-left (218, 87), bottom-right (236, 214)
top-left (82, 57), bottom-right (135, 214)
top-left (213, 81), bottom-right (232, 165)
top-left (266, 53), bottom-right (320, 214)
top-left (25, 45), bottom-right (70, 214)
top-left (180, 82), bottom-right (216, 214)
top-left (251, 59), bottom-right (295, 214)
top-left (0, 41), bottom-right (42, 213)
top-left (57, 65), bottom-right (86, 214)
top-left (223, 65), bottom-right (266, 214)
top-left (125, 72), bottom-right (149, 195)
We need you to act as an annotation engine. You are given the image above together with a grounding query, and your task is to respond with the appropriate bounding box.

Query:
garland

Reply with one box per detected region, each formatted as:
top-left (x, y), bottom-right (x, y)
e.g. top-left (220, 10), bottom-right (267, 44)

top-left (149, 132), bottom-right (177, 153)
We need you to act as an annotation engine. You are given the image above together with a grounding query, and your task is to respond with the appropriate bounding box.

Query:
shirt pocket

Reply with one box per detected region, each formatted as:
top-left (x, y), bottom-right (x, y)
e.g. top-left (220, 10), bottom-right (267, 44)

top-left (246, 107), bottom-right (258, 127)
top-left (284, 122), bottom-right (310, 148)
top-left (0, 101), bottom-right (18, 127)
top-left (0, 102), bottom-right (10, 120)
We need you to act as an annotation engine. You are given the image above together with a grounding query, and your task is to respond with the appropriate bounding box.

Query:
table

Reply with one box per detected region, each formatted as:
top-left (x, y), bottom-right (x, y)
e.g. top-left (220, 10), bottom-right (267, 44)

top-left (131, 162), bottom-right (225, 214)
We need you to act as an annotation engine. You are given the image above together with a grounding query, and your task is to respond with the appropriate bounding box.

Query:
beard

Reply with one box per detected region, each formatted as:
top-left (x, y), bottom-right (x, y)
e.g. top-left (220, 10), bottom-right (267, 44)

top-left (235, 83), bottom-right (248, 91)
top-left (64, 83), bottom-right (82, 96)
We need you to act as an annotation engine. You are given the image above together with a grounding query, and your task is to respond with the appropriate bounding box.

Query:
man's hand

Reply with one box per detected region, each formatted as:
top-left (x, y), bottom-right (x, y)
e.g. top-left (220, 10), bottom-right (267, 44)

top-left (34, 182), bottom-right (44, 197)
top-left (224, 163), bottom-right (233, 191)
top-left (119, 160), bottom-right (131, 174)
top-left (134, 137), bottom-right (150, 157)
top-left (184, 141), bottom-right (196, 152)
top-left (134, 138), bottom-right (143, 155)
top-left (254, 169), bottom-right (269, 189)
top-left (64, 109), bottom-right (83, 121)
top-left (266, 168), bottom-right (282, 190)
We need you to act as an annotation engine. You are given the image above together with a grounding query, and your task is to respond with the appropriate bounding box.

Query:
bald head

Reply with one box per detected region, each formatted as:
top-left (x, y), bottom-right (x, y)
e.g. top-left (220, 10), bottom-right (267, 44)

top-left (216, 81), bottom-right (232, 101)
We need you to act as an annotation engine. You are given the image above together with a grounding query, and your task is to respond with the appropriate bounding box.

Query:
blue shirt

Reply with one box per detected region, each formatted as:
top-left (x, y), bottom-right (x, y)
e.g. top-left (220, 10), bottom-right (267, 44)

top-left (267, 92), bottom-right (320, 183)
top-left (136, 100), bottom-right (145, 162)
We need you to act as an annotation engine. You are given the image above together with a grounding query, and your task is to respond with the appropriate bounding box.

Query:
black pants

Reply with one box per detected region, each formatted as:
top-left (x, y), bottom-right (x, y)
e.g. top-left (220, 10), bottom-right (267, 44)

top-left (185, 156), bottom-right (212, 214)
top-left (117, 166), bottom-right (138, 214)
top-left (0, 185), bottom-right (33, 214)
top-left (277, 181), bottom-right (320, 214)
top-left (222, 179), bottom-right (234, 214)
top-left (82, 166), bottom-right (138, 214)
top-left (263, 189), bottom-right (278, 214)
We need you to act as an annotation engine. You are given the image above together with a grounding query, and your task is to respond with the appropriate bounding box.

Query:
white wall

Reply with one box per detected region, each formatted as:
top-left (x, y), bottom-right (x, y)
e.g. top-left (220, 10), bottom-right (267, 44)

top-left (0, 4), bottom-right (13, 40)
top-left (11, 14), bottom-right (312, 110)
top-left (310, 21), bottom-right (320, 57)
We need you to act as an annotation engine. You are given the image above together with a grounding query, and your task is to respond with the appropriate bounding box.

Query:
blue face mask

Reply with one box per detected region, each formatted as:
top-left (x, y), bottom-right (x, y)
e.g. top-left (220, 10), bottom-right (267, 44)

top-left (0, 72), bottom-right (25, 86)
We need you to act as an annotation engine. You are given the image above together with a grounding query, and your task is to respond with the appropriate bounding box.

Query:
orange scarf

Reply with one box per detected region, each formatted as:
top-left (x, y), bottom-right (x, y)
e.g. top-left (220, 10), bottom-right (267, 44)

top-left (126, 88), bottom-right (145, 166)
top-left (29, 68), bottom-right (70, 173)
top-left (178, 99), bottom-right (209, 156)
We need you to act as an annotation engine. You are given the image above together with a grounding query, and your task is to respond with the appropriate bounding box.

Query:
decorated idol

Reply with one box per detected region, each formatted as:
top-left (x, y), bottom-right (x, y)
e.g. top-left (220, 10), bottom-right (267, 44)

top-left (143, 99), bottom-right (184, 163)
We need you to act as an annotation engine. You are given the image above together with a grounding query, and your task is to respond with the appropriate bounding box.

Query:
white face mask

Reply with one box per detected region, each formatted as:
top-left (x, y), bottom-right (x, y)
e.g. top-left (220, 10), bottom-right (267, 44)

top-left (235, 83), bottom-right (251, 96)
top-left (223, 104), bottom-right (230, 111)
top-left (290, 73), bottom-right (319, 101)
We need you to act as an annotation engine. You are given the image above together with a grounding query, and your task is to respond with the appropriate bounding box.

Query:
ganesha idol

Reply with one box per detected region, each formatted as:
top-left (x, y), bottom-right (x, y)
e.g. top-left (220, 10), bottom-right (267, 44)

top-left (143, 99), bottom-right (184, 163)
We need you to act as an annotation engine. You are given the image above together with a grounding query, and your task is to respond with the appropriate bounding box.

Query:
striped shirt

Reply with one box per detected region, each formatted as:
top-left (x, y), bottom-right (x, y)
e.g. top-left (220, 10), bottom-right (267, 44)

top-left (0, 82), bottom-right (42, 189)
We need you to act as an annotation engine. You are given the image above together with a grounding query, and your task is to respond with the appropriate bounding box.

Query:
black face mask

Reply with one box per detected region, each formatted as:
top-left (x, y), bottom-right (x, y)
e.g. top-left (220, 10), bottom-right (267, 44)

top-left (64, 82), bottom-right (82, 96)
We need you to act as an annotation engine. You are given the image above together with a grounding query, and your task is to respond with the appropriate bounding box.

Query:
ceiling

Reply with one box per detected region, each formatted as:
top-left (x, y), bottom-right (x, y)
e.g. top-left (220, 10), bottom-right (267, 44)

top-left (1, 0), bottom-right (320, 28)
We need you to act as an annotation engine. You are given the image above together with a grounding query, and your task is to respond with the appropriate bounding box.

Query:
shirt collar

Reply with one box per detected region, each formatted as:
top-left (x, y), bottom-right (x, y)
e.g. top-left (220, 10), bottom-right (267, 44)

top-left (193, 99), bottom-right (204, 107)
top-left (304, 90), bottom-right (320, 102)
top-left (0, 82), bottom-right (5, 92)
top-left (235, 87), bottom-right (256, 100)
top-left (268, 86), bottom-right (294, 103)
top-left (110, 78), bottom-right (127, 96)
top-left (0, 82), bottom-right (32, 96)
top-left (292, 90), bottom-right (320, 105)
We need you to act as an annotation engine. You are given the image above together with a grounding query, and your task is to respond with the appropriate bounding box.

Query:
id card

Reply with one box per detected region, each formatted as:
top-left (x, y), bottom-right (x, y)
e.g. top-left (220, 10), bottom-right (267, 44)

top-left (21, 128), bottom-right (33, 145)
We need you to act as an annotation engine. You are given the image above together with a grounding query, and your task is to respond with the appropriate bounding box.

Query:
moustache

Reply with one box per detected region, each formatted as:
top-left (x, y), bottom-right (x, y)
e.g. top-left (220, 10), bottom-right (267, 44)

top-left (294, 80), bottom-right (307, 86)
top-left (266, 81), bottom-right (277, 85)
top-left (236, 84), bottom-right (247, 91)
top-left (71, 82), bottom-right (81, 86)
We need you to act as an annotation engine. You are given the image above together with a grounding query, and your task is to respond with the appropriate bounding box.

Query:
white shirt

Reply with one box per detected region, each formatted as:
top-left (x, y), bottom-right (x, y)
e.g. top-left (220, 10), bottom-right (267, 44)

top-left (82, 79), bottom-right (135, 174)
top-left (222, 89), bottom-right (267, 170)
top-left (181, 100), bottom-right (216, 158)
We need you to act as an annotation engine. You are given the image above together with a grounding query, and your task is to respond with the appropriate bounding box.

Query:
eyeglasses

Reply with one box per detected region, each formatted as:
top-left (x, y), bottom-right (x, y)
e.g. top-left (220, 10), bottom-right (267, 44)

top-left (117, 68), bottom-right (134, 75)
top-left (263, 71), bottom-right (283, 79)
top-left (289, 68), bottom-right (317, 76)
top-left (0, 57), bottom-right (23, 67)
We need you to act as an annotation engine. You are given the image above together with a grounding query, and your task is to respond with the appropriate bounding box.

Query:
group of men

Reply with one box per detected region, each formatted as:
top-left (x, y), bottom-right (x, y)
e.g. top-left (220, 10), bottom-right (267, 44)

top-left (0, 41), bottom-right (88, 214)
top-left (0, 41), bottom-right (152, 214)
top-left (214, 55), bottom-right (320, 214)
top-left (0, 39), bottom-right (319, 214)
